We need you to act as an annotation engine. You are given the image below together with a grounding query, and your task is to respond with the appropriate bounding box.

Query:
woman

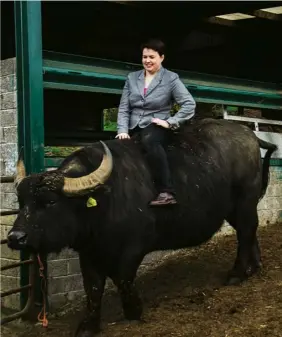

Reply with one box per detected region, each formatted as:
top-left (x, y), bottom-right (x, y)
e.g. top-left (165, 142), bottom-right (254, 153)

top-left (116, 39), bottom-right (196, 206)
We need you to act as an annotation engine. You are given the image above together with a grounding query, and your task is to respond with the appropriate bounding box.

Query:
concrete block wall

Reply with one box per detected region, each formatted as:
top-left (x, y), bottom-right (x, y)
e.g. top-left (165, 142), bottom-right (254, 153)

top-left (0, 215), bottom-right (21, 311)
top-left (47, 250), bottom-right (85, 311)
top-left (0, 58), bottom-right (18, 209)
top-left (1, 56), bottom-right (281, 313)
top-left (257, 167), bottom-right (282, 225)
top-left (0, 57), bottom-right (21, 311)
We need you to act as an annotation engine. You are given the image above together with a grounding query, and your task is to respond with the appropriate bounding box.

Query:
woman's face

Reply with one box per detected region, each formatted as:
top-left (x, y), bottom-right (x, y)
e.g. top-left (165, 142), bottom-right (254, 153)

top-left (142, 48), bottom-right (164, 74)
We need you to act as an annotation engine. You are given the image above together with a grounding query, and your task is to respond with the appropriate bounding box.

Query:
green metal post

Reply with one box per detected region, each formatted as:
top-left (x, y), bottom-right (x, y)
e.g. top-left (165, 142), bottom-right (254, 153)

top-left (14, 0), bottom-right (48, 319)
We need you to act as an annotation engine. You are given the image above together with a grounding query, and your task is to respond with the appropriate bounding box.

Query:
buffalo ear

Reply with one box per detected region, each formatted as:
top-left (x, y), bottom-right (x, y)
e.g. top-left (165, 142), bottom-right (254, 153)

top-left (14, 147), bottom-right (26, 189)
top-left (87, 184), bottom-right (112, 195)
top-left (100, 184), bottom-right (112, 194)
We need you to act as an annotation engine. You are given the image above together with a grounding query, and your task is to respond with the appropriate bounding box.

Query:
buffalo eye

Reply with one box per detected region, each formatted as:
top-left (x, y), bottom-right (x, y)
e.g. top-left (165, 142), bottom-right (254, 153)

top-left (46, 200), bottom-right (56, 207)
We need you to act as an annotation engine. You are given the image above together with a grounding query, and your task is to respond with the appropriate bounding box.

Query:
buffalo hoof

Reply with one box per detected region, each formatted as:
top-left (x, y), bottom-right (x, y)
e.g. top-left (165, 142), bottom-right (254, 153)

top-left (224, 270), bottom-right (246, 286)
top-left (225, 276), bottom-right (244, 286)
top-left (117, 318), bottom-right (145, 326)
top-left (75, 319), bottom-right (100, 337)
top-left (225, 263), bottom-right (262, 286)
top-left (75, 332), bottom-right (97, 337)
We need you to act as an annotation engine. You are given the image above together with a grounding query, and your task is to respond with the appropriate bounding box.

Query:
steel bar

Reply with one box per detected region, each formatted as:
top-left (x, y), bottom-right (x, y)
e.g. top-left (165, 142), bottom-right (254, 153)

top-left (0, 285), bottom-right (32, 298)
top-left (1, 259), bottom-right (33, 272)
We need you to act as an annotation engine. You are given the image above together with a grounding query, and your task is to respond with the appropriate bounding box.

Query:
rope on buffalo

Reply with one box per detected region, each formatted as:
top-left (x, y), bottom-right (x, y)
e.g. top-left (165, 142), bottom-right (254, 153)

top-left (37, 254), bottom-right (49, 328)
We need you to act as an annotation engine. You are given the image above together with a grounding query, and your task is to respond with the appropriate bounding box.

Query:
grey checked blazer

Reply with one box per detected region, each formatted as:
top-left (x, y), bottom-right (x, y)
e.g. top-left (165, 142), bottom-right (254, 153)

top-left (117, 66), bottom-right (196, 134)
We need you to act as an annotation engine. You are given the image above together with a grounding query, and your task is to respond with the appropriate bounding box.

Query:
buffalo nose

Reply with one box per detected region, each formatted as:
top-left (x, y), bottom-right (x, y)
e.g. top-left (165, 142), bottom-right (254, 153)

top-left (7, 231), bottom-right (27, 248)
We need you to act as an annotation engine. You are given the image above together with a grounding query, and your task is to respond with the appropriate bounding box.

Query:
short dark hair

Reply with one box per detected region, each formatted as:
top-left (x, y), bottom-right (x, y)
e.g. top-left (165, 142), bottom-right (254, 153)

top-left (141, 39), bottom-right (165, 56)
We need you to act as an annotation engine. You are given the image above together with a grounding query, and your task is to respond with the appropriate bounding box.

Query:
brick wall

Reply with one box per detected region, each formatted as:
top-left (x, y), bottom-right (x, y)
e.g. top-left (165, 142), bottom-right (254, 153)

top-left (0, 57), bottom-right (281, 313)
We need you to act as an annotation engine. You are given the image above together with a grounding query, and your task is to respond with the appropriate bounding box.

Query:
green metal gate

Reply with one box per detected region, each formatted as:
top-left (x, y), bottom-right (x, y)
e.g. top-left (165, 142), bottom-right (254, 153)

top-left (0, 176), bottom-right (36, 325)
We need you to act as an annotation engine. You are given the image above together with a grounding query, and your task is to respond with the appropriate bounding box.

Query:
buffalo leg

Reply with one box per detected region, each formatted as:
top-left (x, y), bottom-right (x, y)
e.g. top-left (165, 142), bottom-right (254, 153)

top-left (251, 236), bottom-right (262, 269)
top-left (75, 253), bottom-right (105, 337)
top-left (112, 248), bottom-right (145, 321)
top-left (227, 205), bottom-right (260, 285)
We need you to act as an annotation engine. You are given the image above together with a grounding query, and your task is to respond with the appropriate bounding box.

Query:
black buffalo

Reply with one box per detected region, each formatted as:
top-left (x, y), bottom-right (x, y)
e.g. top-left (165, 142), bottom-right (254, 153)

top-left (7, 119), bottom-right (277, 336)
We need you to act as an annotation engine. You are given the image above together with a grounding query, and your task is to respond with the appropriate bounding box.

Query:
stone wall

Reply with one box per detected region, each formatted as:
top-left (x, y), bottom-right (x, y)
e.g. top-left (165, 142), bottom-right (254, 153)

top-left (0, 57), bottom-right (281, 313)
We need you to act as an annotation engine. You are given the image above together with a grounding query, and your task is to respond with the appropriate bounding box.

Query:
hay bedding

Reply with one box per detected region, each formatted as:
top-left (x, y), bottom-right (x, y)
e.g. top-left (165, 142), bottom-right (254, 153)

top-left (2, 223), bottom-right (282, 337)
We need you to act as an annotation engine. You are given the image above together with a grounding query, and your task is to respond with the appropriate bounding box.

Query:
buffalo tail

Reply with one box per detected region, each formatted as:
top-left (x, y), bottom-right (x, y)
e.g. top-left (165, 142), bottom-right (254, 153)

top-left (258, 138), bottom-right (278, 200)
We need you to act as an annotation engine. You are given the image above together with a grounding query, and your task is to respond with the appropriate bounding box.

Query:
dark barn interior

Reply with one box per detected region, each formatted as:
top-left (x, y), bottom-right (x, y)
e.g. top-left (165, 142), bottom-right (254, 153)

top-left (40, 1), bottom-right (282, 82)
top-left (2, 1), bottom-right (282, 146)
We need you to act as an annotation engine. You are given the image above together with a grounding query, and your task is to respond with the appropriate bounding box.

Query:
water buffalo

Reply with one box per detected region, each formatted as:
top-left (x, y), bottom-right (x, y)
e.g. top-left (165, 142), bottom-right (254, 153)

top-left (7, 118), bottom-right (277, 336)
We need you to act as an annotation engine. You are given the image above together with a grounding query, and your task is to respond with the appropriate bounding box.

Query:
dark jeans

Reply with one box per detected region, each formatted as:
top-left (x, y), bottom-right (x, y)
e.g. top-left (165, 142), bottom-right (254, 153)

top-left (130, 124), bottom-right (175, 195)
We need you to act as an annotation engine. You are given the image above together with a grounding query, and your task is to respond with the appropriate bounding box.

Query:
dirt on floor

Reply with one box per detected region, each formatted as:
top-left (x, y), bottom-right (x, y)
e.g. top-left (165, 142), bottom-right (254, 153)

top-left (2, 223), bottom-right (282, 337)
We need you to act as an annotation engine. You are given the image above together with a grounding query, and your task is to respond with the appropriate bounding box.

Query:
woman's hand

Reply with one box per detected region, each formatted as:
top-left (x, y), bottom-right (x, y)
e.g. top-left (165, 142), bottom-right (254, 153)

top-left (116, 133), bottom-right (130, 139)
top-left (152, 118), bottom-right (170, 129)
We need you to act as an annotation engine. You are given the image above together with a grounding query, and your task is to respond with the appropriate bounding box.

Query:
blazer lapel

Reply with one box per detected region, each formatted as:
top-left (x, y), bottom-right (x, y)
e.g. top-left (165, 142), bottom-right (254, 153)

top-left (137, 70), bottom-right (145, 97)
top-left (137, 66), bottom-right (165, 98)
top-left (145, 66), bottom-right (165, 97)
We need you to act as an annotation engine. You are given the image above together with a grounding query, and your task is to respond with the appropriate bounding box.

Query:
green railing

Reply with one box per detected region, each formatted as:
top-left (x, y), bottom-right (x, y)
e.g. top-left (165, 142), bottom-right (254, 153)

top-left (42, 51), bottom-right (282, 110)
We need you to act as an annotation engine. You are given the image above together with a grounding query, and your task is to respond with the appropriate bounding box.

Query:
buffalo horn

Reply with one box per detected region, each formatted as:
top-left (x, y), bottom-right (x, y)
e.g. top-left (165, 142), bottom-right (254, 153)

top-left (62, 141), bottom-right (113, 196)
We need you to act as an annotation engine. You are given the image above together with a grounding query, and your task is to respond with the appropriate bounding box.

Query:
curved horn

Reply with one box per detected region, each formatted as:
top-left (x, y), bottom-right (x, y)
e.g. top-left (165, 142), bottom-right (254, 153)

top-left (14, 148), bottom-right (26, 188)
top-left (62, 141), bottom-right (113, 196)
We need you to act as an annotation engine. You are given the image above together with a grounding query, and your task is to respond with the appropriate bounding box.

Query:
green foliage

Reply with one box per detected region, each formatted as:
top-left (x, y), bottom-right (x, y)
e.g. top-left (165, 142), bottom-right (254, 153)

top-left (226, 106), bottom-right (239, 113)
top-left (44, 146), bottom-right (81, 157)
top-left (103, 108), bottom-right (118, 132)
top-left (170, 103), bottom-right (180, 116)
top-left (104, 121), bottom-right (117, 131)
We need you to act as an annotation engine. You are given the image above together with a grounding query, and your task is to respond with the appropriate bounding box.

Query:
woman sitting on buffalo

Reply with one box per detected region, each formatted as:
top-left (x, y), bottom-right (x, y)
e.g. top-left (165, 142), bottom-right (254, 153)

top-left (116, 39), bottom-right (196, 206)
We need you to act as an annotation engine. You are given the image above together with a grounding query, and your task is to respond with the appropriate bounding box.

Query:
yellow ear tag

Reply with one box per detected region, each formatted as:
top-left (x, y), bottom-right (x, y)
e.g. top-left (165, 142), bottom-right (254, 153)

top-left (86, 197), bottom-right (97, 207)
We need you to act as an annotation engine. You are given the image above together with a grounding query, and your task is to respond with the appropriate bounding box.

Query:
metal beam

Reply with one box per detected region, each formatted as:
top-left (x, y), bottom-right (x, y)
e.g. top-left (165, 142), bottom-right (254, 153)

top-left (104, 0), bottom-right (135, 5)
top-left (207, 5), bottom-right (282, 28)
top-left (207, 16), bottom-right (236, 27)
top-left (14, 0), bottom-right (48, 319)
top-left (42, 51), bottom-right (282, 110)
top-left (254, 8), bottom-right (282, 21)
